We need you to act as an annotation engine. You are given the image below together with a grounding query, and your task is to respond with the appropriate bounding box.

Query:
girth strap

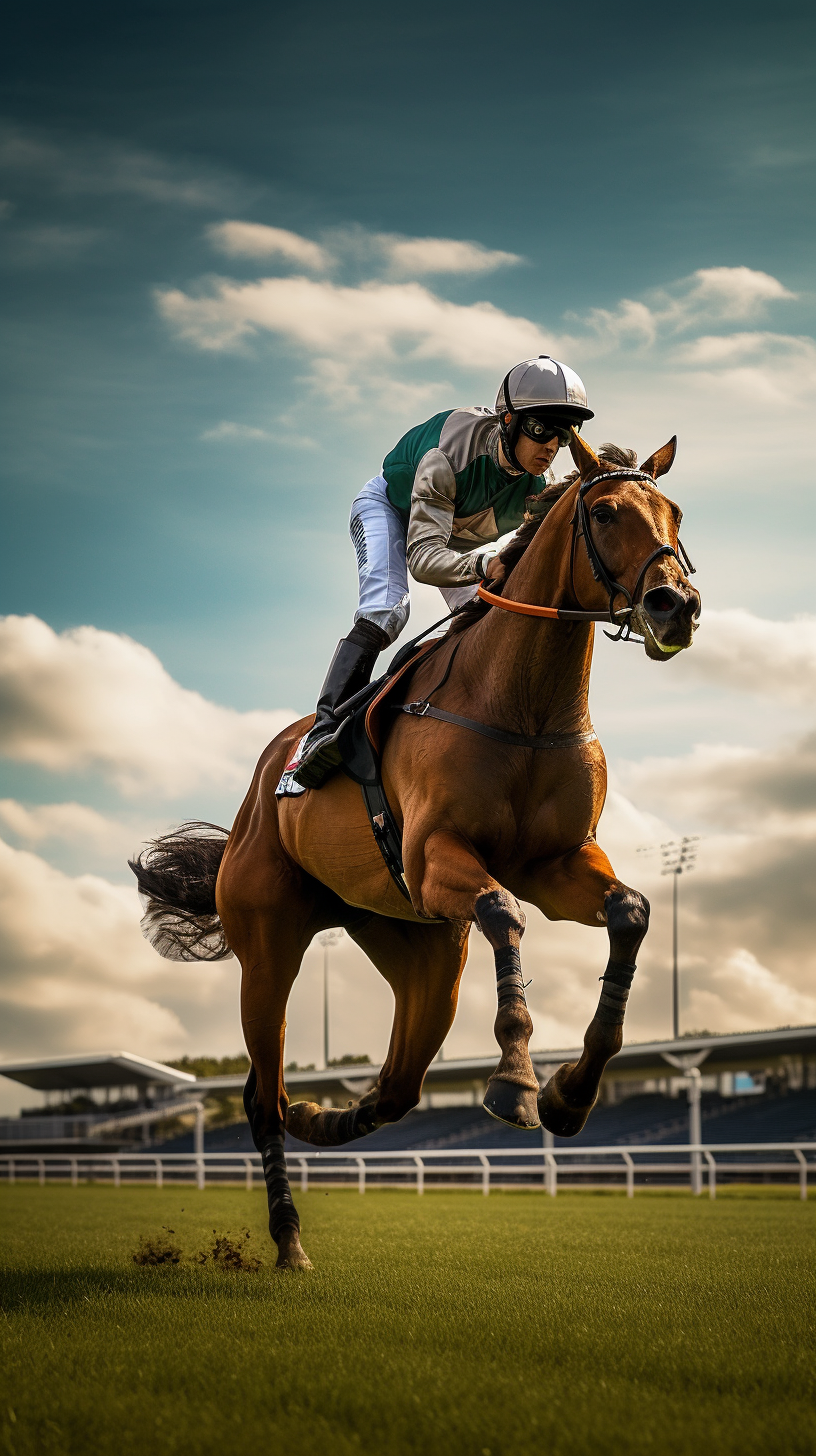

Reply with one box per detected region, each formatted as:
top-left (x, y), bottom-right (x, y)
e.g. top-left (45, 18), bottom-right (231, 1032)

top-left (360, 778), bottom-right (412, 903)
top-left (399, 700), bottom-right (597, 752)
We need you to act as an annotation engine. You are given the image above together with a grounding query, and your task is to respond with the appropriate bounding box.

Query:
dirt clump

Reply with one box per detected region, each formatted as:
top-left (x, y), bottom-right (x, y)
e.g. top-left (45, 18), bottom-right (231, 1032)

top-left (194, 1228), bottom-right (262, 1272)
top-left (133, 1228), bottom-right (182, 1266)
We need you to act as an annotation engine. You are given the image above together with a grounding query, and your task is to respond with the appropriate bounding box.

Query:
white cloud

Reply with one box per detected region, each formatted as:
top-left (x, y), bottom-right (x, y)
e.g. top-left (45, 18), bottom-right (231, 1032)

top-left (686, 948), bottom-right (816, 1032)
top-left (201, 420), bottom-right (273, 442)
top-left (0, 124), bottom-right (237, 209)
top-left (0, 834), bottom-right (242, 1076)
top-left (156, 274), bottom-right (545, 368)
top-left (0, 615), bottom-right (296, 797)
top-left (670, 266), bottom-right (796, 324)
top-left (378, 234), bottom-right (522, 276)
top-left (0, 835), bottom-right (183, 1057)
top-left (677, 609), bottom-right (816, 701)
top-left (0, 800), bottom-right (131, 855)
top-left (206, 220), bottom-right (331, 271)
top-left (580, 266), bottom-right (798, 352)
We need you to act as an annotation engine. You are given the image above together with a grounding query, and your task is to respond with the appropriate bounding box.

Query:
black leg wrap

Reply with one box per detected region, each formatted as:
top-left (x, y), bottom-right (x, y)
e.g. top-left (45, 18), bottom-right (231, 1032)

top-left (596, 959), bottom-right (637, 1026)
top-left (261, 1133), bottom-right (300, 1241)
top-left (495, 945), bottom-right (526, 1007)
top-left (318, 1103), bottom-right (379, 1145)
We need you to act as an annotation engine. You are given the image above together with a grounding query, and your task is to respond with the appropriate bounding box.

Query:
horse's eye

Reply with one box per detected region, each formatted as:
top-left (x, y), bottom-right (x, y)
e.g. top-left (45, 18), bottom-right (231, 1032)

top-left (592, 507), bottom-right (614, 526)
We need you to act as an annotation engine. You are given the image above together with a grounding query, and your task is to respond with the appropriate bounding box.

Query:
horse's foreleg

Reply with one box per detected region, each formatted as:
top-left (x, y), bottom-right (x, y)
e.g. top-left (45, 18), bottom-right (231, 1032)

top-left (527, 841), bottom-right (650, 1136)
top-left (416, 829), bottom-right (540, 1130)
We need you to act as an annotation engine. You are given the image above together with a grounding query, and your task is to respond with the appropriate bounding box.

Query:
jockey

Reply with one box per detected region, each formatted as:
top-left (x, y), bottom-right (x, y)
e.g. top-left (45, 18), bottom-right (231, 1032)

top-left (291, 355), bottom-right (593, 787)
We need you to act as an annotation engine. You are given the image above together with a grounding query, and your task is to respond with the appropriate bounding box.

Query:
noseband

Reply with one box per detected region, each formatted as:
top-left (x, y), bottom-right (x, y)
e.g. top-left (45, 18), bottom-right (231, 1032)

top-left (477, 468), bottom-right (696, 642)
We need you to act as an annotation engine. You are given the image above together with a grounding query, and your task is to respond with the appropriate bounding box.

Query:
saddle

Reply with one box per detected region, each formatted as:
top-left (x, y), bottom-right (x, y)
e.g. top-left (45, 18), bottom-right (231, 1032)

top-left (276, 633), bottom-right (448, 904)
top-left (336, 636), bottom-right (447, 901)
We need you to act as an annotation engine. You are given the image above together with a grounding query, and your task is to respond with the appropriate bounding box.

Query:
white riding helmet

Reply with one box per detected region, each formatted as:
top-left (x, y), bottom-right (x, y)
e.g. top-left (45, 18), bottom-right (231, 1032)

top-left (496, 355), bottom-right (593, 472)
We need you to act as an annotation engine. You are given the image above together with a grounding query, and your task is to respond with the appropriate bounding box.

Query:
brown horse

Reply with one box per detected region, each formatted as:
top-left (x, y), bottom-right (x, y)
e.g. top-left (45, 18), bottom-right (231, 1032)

top-left (132, 431), bottom-right (700, 1269)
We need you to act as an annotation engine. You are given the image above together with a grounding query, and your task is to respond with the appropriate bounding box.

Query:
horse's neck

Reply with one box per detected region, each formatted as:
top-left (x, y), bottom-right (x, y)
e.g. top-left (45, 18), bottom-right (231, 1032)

top-left (459, 486), bottom-right (594, 734)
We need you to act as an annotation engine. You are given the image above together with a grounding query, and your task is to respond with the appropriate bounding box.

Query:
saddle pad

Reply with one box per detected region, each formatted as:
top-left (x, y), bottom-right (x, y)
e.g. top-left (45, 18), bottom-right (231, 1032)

top-left (275, 735), bottom-right (309, 798)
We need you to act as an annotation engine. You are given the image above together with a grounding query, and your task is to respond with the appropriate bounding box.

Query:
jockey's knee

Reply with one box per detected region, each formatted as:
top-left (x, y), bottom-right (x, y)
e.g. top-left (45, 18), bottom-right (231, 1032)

top-left (354, 594), bottom-right (410, 645)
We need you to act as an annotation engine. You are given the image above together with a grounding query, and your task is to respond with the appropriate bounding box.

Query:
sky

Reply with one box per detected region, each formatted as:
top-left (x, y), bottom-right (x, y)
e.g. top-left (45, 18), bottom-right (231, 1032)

top-left (1, 0), bottom-right (815, 1111)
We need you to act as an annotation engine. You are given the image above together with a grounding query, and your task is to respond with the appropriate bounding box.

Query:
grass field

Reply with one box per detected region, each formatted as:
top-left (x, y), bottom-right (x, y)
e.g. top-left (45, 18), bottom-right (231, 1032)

top-left (1, 1186), bottom-right (814, 1456)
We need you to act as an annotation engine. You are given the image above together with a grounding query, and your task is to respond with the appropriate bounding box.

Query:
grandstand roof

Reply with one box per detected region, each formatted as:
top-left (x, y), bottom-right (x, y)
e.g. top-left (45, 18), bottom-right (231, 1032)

top-left (191, 1024), bottom-right (816, 1098)
top-left (0, 1052), bottom-right (196, 1092)
top-left (2, 1026), bottom-right (813, 1100)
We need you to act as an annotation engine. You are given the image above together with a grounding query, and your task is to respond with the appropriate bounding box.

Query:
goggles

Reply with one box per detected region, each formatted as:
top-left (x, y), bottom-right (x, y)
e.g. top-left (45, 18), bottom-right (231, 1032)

top-left (518, 415), bottom-right (576, 449)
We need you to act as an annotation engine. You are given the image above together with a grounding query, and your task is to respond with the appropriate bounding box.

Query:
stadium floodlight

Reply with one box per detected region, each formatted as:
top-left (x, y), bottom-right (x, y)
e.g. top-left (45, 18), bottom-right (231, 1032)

top-left (318, 929), bottom-right (344, 1070)
top-left (638, 836), bottom-right (700, 1040)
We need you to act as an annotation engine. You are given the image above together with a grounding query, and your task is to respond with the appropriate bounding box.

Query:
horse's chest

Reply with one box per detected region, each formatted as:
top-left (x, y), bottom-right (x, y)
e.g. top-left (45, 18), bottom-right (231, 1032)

top-left (506, 758), bottom-right (605, 861)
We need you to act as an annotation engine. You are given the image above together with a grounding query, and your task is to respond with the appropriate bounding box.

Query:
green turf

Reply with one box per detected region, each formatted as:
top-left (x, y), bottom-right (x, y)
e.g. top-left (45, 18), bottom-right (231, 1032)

top-left (1, 1186), bottom-right (814, 1456)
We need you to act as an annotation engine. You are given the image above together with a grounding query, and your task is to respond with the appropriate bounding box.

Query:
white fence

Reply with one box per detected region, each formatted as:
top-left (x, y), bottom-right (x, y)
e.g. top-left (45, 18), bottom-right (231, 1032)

top-left (1, 1143), bottom-right (813, 1199)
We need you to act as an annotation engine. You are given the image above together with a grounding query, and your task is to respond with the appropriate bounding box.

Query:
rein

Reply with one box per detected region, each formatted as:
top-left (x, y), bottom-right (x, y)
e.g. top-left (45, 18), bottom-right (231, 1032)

top-left (477, 468), bottom-right (696, 643)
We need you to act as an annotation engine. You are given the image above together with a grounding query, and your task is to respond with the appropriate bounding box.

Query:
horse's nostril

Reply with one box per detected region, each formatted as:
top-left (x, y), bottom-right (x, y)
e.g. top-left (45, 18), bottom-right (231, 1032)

top-left (643, 586), bottom-right (684, 621)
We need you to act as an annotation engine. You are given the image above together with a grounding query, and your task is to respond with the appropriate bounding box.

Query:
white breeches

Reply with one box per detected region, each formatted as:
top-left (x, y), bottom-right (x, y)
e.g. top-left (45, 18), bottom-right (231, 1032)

top-left (349, 475), bottom-right (478, 644)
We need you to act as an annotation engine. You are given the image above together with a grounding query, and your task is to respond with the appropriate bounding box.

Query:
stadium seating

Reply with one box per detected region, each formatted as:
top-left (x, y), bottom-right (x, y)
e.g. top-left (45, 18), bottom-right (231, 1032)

top-left (152, 1086), bottom-right (816, 1154)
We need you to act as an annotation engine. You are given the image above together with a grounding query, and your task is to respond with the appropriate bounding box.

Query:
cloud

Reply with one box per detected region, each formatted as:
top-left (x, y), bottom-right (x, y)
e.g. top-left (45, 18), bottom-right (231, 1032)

top-left (670, 266), bottom-right (796, 323)
top-left (0, 800), bottom-right (131, 856)
top-left (206, 220), bottom-right (331, 270)
top-left (201, 420), bottom-right (274, 442)
top-left (677, 609), bottom-right (816, 702)
top-left (0, 833), bottom-right (241, 1071)
top-left (0, 124), bottom-right (239, 210)
top-left (685, 948), bottom-right (816, 1033)
top-left (0, 224), bottom-right (105, 267)
top-left (0, 835), bottom-right (183, 1057)
top-left (581, 266), bottom-right (797, 351)
top-left (199, 420), bottom-right (319, 448)
top-left (0, 615), bottom-right (296, 797)
top-left (156, 274), bottom-right (545, 369)
top-left (156, 253), bottom-right (811, 425)
top-left (378, 234), bottom-right (522, 276)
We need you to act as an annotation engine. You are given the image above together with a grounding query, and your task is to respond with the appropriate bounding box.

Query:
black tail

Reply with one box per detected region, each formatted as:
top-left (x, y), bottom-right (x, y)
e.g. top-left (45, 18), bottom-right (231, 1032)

top-left (128, 821), bottom-right (232, 961)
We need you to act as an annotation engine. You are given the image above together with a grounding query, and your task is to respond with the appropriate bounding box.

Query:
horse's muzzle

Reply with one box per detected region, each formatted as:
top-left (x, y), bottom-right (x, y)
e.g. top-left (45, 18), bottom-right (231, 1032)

top-left (634, 584), bottom-right (701, 660)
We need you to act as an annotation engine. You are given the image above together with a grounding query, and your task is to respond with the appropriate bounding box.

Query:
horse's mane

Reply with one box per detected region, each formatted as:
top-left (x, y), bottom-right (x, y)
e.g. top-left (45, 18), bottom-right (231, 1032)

top-left (448, 444), bottom-right (639, 635)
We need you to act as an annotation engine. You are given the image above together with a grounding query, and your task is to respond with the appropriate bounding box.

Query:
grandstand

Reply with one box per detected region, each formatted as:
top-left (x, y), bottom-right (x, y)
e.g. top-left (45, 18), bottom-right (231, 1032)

top-left (5, 1026), bottom-right (811, 1157)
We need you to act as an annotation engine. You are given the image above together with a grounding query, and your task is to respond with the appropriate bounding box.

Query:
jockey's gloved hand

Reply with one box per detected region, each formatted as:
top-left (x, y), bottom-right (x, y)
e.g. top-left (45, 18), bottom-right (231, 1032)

top-left (475, 546), bottom-right (501, 581)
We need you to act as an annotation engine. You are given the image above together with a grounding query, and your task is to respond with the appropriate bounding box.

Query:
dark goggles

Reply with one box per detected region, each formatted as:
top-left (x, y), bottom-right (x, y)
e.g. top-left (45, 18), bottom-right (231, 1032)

top-left (518, 415), bottom-right (576, 448)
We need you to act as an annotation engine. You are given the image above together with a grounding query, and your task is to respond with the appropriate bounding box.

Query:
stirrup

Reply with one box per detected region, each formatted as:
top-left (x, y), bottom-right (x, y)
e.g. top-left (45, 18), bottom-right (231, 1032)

top-left (290, 723), bottom-right (344, 789)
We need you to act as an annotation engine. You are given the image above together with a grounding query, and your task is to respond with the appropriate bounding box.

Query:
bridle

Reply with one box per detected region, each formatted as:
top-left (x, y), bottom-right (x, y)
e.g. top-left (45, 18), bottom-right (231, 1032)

top-left (477, 468), bottom-right (696, 643)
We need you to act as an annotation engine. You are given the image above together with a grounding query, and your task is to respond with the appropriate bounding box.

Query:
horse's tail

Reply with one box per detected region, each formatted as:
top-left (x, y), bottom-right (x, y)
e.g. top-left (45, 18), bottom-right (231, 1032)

top-left (128, 821), bottom-right (232, 961)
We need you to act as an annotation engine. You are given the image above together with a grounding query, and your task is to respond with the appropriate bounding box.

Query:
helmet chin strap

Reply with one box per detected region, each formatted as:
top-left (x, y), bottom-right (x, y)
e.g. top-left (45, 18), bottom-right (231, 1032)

top-left (498, 370), bottom-right (525, 473)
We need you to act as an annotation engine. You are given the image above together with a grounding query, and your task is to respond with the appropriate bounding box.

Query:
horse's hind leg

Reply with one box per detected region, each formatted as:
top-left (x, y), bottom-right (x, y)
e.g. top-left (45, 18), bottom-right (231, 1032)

top-left (286, 916), bottom-right (469, 1145)
top-left (527, 841), bottom-right (650, 1136)
top-left (221, 897), bottom-right (314, 1269)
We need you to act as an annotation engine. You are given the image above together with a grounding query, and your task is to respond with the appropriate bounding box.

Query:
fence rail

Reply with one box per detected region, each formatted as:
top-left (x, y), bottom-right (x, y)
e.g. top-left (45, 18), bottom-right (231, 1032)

top-left (1, 1144), bottom-right (813, 1199)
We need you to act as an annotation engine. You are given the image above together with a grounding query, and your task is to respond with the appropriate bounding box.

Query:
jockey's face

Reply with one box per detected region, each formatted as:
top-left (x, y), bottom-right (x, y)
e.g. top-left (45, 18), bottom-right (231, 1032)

top-left (513, 428), bottom-right (562, 476)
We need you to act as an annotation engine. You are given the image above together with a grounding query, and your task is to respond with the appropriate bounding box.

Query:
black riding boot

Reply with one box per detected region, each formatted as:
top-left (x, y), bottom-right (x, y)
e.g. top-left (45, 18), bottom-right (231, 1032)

top-left (292, 619), bottom-right (391, 789)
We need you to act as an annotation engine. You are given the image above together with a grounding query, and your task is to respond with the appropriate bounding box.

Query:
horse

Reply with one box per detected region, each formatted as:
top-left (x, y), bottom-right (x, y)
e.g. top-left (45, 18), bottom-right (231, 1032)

top-left (131, 430), bottom-right (700, 1269)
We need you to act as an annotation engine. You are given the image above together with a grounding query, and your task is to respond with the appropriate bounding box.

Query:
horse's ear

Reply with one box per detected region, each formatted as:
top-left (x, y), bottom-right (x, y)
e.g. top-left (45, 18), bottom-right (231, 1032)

top-left (641, 436), bottom-right (677, 480)
top-left (569, 428), bottom-right (600, 477)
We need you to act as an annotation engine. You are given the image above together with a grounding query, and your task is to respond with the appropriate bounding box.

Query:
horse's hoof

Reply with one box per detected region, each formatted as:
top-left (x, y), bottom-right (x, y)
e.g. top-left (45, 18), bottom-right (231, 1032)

top-left (286, 1100), bottom-right (322, 1142)
top-left (275, 1226), bottom-right (313, 1271)
top-left (483, 1077), bottom-right (541, 1130)
top-left (537, 1062), bottom-right (597, 1138)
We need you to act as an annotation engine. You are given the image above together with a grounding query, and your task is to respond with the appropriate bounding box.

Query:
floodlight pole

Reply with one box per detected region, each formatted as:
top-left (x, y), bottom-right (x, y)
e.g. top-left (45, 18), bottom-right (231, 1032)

top-left (318, 929), bottom-right (343, 1071)
top-left (660, 838), bottom-right (699, 1041)
top-left (672, 869), bottom-right (679, 1041)
top-left (323, 943), bottom-right (330, 1070)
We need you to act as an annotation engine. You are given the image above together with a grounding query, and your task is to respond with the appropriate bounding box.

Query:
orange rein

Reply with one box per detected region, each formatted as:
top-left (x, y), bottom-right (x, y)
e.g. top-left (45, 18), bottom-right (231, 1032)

top-left (476, 583), bottom-right (561, 619)
top-left (475, 582), bottom-right (613, 623)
